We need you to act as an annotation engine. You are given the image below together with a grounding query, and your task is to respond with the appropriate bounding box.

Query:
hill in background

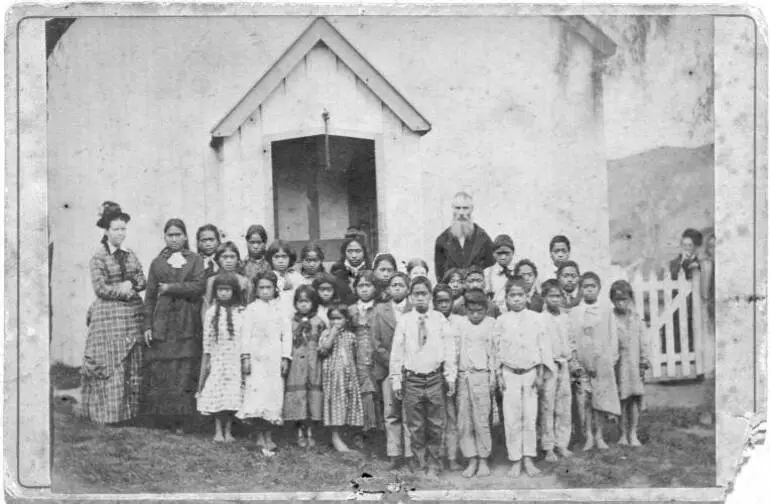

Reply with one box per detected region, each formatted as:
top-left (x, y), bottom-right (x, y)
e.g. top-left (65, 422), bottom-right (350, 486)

top-left (608, 144), bottom-right (714, 272)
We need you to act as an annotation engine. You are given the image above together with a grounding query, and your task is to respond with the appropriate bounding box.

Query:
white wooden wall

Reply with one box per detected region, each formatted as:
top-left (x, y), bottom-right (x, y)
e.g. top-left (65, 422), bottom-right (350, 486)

top-left (218, 44), bottom-right (424, 262)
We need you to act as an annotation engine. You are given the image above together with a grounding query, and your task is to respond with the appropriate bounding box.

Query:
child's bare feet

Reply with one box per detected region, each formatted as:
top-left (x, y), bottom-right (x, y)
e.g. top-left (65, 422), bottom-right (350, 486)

top-left (332, 431), bottom-right (350, 452)
top-left (448, 458), bottom-right (462, 472)
top-left (617, 434), bottom-right (629, 446)
top-left (508, 461), bottom-right (522, 478)
top-left (596, 437), bottom-right (609, 450)
top-left (297, 429), bottom-right (307, 448)
top-left (425, 466), bottom-right (440, 479)
top-left (523, 457), bottom-right (541, 477)
top-left (462, 458), bottom-right (478, 478)
top-left (306, 434), bottom-right (316, 448)
top-left (555, 447), bottom-right (572, 458)
top-left (476, 458), bottom-right (491, 477)
top-left (264, 432), bottom-right (277, 451)
top-left (583, 435), bottom-right (595, 451)
top-left (223, 432), bottom-right (235, 443)
top-left (255, 432), bottom-right (265, 448)
top-left (213, 433), bottom-right (225, 443)
top-left (629, 433), bottom-right (642, 447)
top-left (354, 433), bottom-right (365, 450)
top-left (544, 449), bottom-right (558, 462)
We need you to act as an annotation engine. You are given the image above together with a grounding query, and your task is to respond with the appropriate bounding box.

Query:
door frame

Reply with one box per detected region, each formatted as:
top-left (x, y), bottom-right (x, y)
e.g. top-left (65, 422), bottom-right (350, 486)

top-left (262, 126), bottom-right (387, 257)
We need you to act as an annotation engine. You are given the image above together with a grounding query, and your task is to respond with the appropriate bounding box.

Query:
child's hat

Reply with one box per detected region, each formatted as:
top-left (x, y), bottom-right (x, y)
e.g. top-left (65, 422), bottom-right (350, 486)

top-left (492, 234), bottom-right (515, 252)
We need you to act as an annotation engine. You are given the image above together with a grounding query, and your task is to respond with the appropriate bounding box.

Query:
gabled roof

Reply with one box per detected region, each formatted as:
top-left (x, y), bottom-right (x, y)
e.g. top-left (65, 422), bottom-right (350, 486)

top-left (558, 16), bottom-right (617, 58)
top-left (211, 17), bottom-right (432, 138)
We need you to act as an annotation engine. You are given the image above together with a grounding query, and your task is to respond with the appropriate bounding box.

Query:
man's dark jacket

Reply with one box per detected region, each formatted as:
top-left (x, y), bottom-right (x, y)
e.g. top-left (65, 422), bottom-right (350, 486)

top-left (434, 223), bottom-right (495, 281)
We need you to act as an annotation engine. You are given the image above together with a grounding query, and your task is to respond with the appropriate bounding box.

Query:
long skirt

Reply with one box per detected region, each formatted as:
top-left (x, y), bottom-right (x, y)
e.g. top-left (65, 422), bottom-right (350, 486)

top-left (141, 342), bottom-right (200, 417)
top-left (81, 343), bottom-right (142, 424)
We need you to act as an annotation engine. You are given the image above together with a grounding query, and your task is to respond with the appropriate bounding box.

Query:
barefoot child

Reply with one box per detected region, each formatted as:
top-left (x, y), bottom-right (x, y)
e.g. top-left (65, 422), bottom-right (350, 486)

top-left (495, 276), bottom-right (553, 477)
top-left (371, 273), bottom-right (414, 470)
top-left (569, 272), bottom-right (620, 451)
top-left (267, 240), bottom-right (303, 317)
top-left (237, 271), bottom-right (292, 456)
top-left (319, 304), bottom-right (364, 452)
top-left (610, 280), bottom-right (650, 447)
top-left (539, 279), bottom-right (577, 461)
top-left (351, 270), bottom-right (379, 444)
top-left (484, 234), bottom-right (516, 313)
top-left (298, 242), bottom-right (326, 286)
top-left (283, 285), bottom-right (326, 447)
top-left (197, 273), bottom-right (247, 443)
top-left (312, 272), bottom-right (339, 327)
top-left (390, 277), bottom-right (457, 478)
top-left (433, 284), bottom-right (464, 472)
top-left (454, 288), bottom-right (497, 479)
top-left (202, 242), bottom-right (251, 324)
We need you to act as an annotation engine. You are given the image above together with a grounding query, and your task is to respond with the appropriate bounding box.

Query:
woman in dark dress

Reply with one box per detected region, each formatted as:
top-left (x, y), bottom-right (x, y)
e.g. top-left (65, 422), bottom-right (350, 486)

top-left (329, 235), bottom-right (371, 305)
top-left (142, 218), bottom-right (206, 432)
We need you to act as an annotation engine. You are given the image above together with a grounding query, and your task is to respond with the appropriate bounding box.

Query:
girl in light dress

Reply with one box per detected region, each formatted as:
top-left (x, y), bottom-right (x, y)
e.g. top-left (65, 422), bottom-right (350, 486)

top-left (283, 285), bottom-right (326, 447)
top-left (237, 270), bottom-right (292, 456)
top-left (201, 242), bottom-right (251, 325)
top-left (319, 304), bottom-right (364, 452)
top-left (609, 280), bottom-right (650, 447)
top-left (266, 240), bottom-right (304, 318)
top-left (197, 273), bottom-right (246, 443)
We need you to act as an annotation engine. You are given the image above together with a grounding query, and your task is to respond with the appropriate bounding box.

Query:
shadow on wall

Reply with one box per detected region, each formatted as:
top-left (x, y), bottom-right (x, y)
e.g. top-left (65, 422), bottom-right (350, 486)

top-left (608, 143), bottom-right (714, 272)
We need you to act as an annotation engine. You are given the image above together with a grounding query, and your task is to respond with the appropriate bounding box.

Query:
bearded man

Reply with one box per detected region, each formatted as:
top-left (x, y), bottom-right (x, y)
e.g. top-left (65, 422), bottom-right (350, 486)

top-left (434, 192), bottom-right (495, 282)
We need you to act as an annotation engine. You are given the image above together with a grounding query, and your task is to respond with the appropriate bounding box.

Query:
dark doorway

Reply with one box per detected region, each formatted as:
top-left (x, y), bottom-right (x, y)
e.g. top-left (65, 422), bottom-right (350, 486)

top-left (271, 135), bottom-right (377, 264)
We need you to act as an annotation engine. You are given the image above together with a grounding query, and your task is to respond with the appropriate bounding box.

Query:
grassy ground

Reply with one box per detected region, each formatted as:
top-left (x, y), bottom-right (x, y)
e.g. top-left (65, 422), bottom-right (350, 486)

top-left (52, 397), bottom-right (715, 494)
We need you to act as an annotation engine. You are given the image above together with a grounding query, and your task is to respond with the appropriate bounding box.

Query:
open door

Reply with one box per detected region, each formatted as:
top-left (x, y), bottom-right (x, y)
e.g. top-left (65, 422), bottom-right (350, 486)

top-left (271, 135), bottom-right (377, 263)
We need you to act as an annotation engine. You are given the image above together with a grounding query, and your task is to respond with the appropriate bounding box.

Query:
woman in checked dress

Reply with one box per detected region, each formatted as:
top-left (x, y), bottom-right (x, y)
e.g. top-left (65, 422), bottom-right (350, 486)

top-left (81, 203), bottom-right (147, 425)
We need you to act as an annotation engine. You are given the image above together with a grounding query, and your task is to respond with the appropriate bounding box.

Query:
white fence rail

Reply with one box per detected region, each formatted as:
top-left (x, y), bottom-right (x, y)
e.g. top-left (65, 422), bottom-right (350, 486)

top-left (631, 270), bottom-right (704, 381)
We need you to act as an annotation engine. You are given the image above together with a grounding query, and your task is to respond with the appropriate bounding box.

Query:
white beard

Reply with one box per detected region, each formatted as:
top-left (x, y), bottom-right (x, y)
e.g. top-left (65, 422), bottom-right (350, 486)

top-left (450, 219), bottom-right (474, 240)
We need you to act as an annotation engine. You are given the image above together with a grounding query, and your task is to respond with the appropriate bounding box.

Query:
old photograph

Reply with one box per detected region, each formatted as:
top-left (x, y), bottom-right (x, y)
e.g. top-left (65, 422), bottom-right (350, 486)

top-left (41, 12), bottom-right (723, 493)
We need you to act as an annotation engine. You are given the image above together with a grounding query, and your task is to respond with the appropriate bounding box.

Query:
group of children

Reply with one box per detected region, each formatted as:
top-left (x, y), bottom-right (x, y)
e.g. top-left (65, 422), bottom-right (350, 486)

top-left (195, 225), bottom-right (650, 479)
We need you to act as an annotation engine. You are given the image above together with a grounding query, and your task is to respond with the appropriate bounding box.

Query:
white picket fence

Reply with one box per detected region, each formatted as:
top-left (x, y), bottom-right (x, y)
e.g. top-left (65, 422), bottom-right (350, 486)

top-left (630, 270), bottom-right (705, 381)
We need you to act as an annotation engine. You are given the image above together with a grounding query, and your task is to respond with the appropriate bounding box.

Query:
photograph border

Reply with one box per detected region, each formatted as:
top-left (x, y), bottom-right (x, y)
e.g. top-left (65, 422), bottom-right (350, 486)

top-left (5, 2), bottom-right (767, 501)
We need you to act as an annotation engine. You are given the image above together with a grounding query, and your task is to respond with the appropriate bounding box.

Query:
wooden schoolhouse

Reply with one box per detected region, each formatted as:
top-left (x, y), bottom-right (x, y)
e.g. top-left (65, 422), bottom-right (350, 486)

top-left (47, 15), bottom-right (617, 365)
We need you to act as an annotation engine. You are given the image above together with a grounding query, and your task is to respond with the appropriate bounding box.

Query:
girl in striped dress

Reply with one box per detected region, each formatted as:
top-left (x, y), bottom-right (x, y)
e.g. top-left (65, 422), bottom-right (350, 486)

top-left (319, 304), bottom-right (364, 452)
top-left (350, 270), bottom-right (379, 446)
top-left (197, 273), bottom-right (247, 442)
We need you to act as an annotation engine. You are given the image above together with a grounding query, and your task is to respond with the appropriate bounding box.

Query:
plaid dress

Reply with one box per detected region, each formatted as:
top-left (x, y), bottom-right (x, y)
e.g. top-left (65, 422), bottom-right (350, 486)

top-left (81, 245), bottom-right (147, 424)
top-left (320, 329), bottom-right (364, 427)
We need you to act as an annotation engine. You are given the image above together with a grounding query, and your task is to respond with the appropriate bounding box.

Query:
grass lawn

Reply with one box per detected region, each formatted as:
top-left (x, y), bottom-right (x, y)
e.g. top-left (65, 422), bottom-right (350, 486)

top-left (52, 397), bottom-right (715, 494)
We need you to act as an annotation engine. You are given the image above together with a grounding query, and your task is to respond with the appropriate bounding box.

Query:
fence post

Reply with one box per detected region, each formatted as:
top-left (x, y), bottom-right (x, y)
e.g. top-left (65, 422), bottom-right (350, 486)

top-left (691, 265), bottom-right (704, 375)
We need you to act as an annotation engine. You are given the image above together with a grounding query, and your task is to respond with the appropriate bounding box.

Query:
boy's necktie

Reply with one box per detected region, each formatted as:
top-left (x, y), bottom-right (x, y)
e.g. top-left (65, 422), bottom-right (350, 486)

top-left (418, 315), bottom-right (428, 348)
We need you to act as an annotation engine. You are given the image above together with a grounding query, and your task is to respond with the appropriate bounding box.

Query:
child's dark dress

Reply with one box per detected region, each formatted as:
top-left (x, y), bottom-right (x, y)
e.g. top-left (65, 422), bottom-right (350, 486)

top-left (283, 314), bottom-right (326, 422)
top-left (350, 301), bottom-right (378, 431)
